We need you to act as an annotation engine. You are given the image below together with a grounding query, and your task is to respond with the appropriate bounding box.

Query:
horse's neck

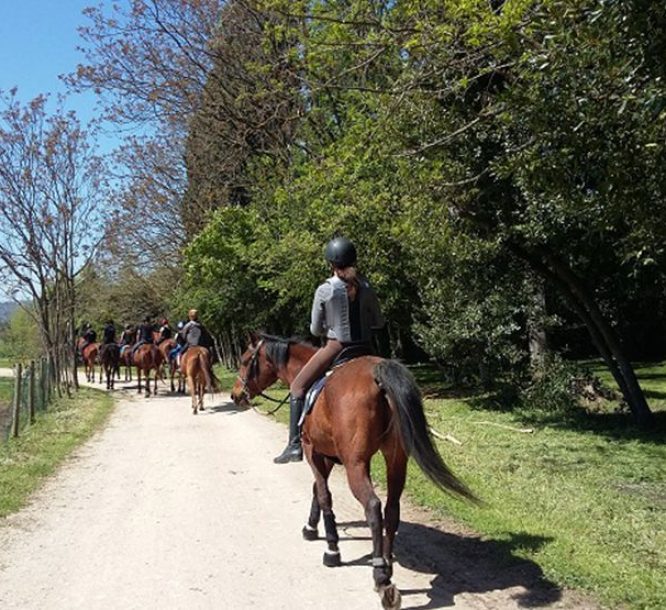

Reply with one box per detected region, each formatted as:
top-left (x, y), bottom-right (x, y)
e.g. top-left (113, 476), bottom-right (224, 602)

top-left (280, 344), bottom-right (316, 385)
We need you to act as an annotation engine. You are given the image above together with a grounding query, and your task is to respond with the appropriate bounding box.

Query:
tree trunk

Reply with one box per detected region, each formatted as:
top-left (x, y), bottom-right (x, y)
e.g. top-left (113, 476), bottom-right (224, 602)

top-left (526, 274), bottom-right (548, 378)
top-left (508, 243), bottom-right (654, 428)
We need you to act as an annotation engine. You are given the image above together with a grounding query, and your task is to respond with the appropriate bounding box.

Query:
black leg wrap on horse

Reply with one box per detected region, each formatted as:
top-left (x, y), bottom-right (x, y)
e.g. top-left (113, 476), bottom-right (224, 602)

top-left (373, 558), bottom-right (392, 586)
top-left (273, 396), bottom-right (304, 464)
top-left (323, 511), bottom-right (339, 545)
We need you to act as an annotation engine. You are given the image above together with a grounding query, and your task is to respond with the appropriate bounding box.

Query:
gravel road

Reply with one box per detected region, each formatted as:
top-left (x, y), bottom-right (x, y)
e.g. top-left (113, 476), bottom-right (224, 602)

top-left (0, 378), bottom-right (599, 609)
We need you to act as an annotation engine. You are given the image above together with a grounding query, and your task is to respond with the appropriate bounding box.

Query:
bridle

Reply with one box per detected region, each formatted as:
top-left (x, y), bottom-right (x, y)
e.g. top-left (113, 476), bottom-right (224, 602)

top-left (236, 339), bottom-right (290, 414)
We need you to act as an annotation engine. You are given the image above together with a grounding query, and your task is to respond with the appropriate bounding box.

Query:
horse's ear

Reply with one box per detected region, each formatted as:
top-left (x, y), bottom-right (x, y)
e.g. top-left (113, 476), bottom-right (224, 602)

top-left (248, 331), bottom-right (259, 346)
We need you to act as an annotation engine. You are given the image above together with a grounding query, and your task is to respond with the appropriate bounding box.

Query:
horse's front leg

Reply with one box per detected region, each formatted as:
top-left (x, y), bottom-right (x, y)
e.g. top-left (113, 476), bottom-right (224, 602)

top-left (308, 451), bottom-right (340, 567)
top-left (137, 368), bottom-right (142, 393)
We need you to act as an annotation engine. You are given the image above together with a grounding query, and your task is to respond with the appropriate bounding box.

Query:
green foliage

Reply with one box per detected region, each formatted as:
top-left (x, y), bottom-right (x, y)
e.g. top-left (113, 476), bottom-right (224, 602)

top-left (0, 308), bottom-right (42, 361)
top-left (518, 356), bottom-right (586, 419)
top-left (179, 0), bottom-right (666, 418)
top-left (76, 263), bottom-right (176, 331)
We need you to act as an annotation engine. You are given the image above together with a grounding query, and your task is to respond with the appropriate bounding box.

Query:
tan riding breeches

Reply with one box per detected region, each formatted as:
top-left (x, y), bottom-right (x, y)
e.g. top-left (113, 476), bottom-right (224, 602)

top-left (290, 339), bottom-right (344, 399)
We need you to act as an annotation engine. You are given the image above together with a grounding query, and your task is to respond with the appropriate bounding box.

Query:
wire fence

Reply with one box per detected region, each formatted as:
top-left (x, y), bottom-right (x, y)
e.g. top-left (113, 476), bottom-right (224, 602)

top-left (1, 359), bottom-right (55, 444)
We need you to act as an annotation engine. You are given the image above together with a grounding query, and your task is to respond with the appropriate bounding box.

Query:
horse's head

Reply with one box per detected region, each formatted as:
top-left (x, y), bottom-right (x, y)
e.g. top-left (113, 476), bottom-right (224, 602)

top-left (231, 333), bottom-right (281, 406)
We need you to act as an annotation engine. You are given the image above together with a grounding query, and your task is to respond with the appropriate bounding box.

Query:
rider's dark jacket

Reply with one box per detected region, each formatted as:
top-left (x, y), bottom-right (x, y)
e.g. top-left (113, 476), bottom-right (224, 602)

top-left (138, 323), bottom-right (155, 343)
top-left (102, 324), bottom-right (116, 344)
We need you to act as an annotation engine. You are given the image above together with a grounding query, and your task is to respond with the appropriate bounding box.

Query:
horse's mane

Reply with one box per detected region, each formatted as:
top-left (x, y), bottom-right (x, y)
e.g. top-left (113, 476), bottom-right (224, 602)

top-left (259, 333), bottom-right (315, 368)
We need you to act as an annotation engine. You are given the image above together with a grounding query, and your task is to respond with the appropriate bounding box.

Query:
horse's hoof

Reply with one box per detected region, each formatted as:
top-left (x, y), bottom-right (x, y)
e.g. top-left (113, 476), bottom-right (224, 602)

top-left (323, 550), bottom-right (341, 567)
top-left (302, 525), bottom-right (318, 541)
top-left (377, 584), bottom-right (401, 610)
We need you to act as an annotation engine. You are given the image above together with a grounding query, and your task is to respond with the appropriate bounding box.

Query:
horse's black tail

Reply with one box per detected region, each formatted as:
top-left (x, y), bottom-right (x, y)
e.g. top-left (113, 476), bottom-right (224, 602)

top-left (374, 360), bottom-right (480, 504)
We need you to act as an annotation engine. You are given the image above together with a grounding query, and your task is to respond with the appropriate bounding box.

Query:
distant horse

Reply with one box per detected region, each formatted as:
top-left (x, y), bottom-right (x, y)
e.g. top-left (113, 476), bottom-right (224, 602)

top-left (157, 338), bottom-right (183, 393)
top-left (133, 344), bottom-right (160, 397)
top-left (180, 347), bottom-right (218, 414)
top-left (77, 338), bottom-right (100, 383)
top-left (119, 344), bottom-right (134, 381)
top-left (231, 334), bottom-right (478, 609)
top-left (99, 343), bottom-right (120, 390)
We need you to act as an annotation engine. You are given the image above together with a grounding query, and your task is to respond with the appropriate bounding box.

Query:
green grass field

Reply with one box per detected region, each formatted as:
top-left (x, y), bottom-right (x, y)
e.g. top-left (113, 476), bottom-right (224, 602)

top-left (0, 388), bottom-right (114, 518)
top-left (249, 361), bottom-right (666, 610)
top-left (0, 377), bottom-right (12, 402)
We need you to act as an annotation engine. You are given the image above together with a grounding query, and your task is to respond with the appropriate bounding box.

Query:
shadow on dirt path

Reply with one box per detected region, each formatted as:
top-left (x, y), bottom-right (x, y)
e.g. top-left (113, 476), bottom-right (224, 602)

top-left (335, 518), bottom-right (597, 609)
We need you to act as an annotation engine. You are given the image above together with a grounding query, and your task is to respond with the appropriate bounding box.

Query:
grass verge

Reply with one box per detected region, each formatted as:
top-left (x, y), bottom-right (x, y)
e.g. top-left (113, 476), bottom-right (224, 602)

top-left (249, 362), bottom-right (665, 610)
top-left (0, 387), bottom-right (114, 518)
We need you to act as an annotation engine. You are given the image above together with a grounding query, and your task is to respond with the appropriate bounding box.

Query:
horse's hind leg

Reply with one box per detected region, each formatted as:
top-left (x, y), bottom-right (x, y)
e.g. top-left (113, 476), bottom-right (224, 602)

top-left (382, 446), bottom-right (408, 574)
top-left (189, 375), bottom-right (197, 413)
top-left (346, 461), bottom-right (397, 603)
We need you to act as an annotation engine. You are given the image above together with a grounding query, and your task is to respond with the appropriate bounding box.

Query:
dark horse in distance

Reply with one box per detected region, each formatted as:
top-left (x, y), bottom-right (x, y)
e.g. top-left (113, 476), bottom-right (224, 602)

top-left (99, 343), bottom-right (120, 390)
top-left (231, 334), bottom-right (478, 610)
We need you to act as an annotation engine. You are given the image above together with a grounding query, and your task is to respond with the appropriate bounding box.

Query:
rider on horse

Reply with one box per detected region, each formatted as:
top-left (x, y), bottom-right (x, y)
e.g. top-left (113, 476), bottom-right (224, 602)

top-left (156, 318), bottom-right (172, 344)
top-left (180, 310), bottom-right (212, 358)
top-left (80, 323), bottom-right (97, 353)
top-left (132, 316), bottom-right (156, 356)
top-left (169, 321), bottom-right (187, 362)
top-left (102, 320), bottom-right (116, 344)
top-left (273, 237), bottom-right (385, 464)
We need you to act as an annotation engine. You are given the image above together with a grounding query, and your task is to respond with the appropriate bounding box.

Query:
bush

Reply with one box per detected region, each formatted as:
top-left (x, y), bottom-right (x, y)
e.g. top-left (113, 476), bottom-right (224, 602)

top-left (518, 357), bottom-right (586, 419)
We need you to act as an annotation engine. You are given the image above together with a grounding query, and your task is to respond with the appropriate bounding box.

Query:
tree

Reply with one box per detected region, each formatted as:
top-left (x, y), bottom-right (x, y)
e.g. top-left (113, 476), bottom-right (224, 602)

top-left (0, 91), bottom-right (109, 389)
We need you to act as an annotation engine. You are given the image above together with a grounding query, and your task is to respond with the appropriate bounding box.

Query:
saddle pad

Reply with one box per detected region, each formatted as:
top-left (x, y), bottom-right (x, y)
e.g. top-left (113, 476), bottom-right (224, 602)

top-left (299, 372), bottom-right (331, 426)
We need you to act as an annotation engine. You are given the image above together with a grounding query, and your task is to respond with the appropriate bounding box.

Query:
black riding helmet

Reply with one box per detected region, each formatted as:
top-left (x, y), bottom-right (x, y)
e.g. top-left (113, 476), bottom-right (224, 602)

top-left (324, 237), bottom-right (357, 268)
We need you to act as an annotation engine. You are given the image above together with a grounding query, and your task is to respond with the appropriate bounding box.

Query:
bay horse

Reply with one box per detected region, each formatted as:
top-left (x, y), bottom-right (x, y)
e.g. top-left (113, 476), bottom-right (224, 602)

top-left (180, 346), bottom-right (218, 414)
top-left (157, 338), bottom-right (182, 393)
top-left (99, 343), bottom-right (120, 390)
top-left (119, 344), bottom-right (134, 381)
top-left (77, 338), bottom-right (100, 383)
top-left (231, 334), bottom-right (478, 610)
top-left (133, 343), bottom-right (161, 397)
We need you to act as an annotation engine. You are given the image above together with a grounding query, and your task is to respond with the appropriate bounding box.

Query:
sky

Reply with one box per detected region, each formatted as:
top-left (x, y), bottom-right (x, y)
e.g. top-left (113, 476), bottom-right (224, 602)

top-left (0, 1), bottom-right (119, 303)
top-left (0, 0), bottom-right (113, 141)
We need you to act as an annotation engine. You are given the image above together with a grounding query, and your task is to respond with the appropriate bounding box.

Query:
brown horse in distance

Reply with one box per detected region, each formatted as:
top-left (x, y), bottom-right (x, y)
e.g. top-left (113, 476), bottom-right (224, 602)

top-left (180, 346), bottom-right (218, 414)
top-left (157, 338), bottom-right (183, 393)
top-left (77, 338), bottom-right (100, 383)
top-left (231, 334), bottom-right (479, 609)
top-left (133, 343), bottom-right (161, 397)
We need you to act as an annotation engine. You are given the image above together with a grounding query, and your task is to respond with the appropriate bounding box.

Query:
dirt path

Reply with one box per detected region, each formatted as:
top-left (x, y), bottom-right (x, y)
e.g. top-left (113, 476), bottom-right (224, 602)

top-left (0, 378), bottom-right (599, 609)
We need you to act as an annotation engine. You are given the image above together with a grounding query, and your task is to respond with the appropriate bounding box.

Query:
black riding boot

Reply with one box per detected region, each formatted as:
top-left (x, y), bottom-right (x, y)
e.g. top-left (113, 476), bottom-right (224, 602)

top-left (273, 396), bottom-right (304, 464)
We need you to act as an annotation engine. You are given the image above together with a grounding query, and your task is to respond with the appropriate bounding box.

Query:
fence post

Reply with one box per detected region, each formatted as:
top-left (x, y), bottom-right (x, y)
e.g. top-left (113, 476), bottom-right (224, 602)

top-left (46, 358), bottom-right (52, 401)
top-left (12, 363), bottom-right (22, 438)
top-left (29, 360), bottom-right (36, 424)
top-left (40, 358), bottom-right (46, 410)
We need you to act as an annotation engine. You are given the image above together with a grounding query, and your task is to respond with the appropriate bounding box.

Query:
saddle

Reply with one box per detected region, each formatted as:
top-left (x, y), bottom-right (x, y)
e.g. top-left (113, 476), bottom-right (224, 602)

top-left (300, 344), bottom-right (374, 424)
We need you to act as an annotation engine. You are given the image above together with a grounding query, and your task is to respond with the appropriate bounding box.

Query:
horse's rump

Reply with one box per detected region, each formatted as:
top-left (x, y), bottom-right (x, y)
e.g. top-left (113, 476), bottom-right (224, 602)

top-left (99, 343), bottom-right (120, 367)
top-left (134, 344), bottom-right (158, 370)
top-left (182, 348), bottom-right (219, 390)
top-left (81, 343), bottom-right (99, 361)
